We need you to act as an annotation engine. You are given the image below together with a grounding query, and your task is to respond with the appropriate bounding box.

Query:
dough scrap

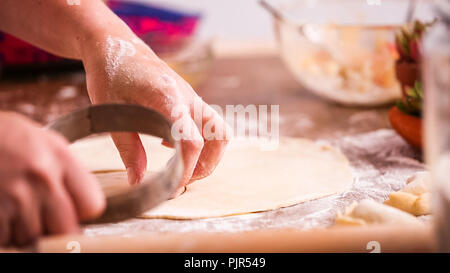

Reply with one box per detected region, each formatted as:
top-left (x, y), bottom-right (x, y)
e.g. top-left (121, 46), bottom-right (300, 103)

top-left (335, 200), bottom-right (422, 226)
top-left (336, 172), bottom-right (432, 227)
top-left (403, 171), bottom-right (431, 195)
top-left (384, 171), bottom-right (432, 216)
top-left (70, 135), bottom-right (354, 220)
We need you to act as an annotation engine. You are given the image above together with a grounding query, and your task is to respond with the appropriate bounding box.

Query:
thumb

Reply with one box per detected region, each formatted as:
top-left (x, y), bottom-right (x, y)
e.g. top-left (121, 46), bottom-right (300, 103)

top-left (111, 132), bottom-right (147, 185)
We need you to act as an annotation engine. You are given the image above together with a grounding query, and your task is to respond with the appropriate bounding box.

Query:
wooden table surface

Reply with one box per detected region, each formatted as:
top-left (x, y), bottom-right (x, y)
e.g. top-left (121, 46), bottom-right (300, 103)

top-left (0, 56), bottom-right (391, 138)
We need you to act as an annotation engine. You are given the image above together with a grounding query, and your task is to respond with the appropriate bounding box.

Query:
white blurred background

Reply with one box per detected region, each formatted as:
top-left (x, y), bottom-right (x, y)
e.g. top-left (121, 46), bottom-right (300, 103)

top-left (119, 0), bottom-right (275, 41)
top-left (117, 0), bottom-right (436, 42)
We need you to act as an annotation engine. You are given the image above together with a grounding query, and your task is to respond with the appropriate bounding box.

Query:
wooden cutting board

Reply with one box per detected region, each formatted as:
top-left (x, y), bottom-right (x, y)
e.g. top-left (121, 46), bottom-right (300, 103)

top-left (37, 224), bottom-right (435, 253)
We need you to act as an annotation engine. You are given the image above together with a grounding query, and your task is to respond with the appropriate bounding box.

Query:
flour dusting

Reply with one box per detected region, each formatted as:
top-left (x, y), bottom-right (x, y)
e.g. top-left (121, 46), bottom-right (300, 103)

top-left (82, 129), bottom-right (425, 235)
top-left (160, 74), bottom-right (177, 88)
top-left (105, 36), bottom-right (136, 81)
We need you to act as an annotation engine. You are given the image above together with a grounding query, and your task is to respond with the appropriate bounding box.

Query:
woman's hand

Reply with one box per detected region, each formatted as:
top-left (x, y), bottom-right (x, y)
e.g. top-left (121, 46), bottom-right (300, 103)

top-left (0, 0), bottom-right (229, 197)
top-left (82, 35), bottom-right (230, 196)
top-left (0, 113), bottom-right (105, 246)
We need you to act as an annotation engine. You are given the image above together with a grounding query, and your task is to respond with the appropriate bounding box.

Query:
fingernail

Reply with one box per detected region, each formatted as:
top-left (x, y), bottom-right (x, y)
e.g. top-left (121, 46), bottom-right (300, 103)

top-left (171, 186), bottom-right (186, 199)
top-left (126, 167), bottom-right (141, 185)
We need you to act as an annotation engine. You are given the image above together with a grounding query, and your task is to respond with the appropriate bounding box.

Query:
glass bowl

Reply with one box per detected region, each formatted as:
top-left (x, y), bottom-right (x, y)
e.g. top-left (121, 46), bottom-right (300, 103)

top-left (261, 0), bottom-right (434, 106)
top-left (157, 38), bottom-right (213, 90)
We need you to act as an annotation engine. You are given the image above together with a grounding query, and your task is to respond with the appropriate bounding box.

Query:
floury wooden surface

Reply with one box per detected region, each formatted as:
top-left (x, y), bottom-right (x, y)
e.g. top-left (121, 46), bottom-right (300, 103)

top-left (0, 56), bottom-right (423, 252)
top-left (38, 225), bottom-right (435, 253)
top-left (0, 56), bottom-right (391, 137)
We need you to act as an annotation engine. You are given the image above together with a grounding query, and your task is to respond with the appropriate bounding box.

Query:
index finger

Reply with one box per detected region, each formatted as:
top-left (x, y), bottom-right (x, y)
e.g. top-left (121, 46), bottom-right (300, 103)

top-left (169, 108), bottom-right (205, 197)
top-left (191, 104), bottom-right (231, 181)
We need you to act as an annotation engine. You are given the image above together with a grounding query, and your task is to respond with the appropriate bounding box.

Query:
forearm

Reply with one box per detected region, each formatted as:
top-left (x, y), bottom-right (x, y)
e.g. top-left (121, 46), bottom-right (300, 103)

top-left (0, 0), bottom-right (137, 60)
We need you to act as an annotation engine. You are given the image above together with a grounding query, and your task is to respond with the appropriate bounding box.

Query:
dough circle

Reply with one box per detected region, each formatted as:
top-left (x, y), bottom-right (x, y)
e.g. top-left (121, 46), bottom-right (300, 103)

top-left (70, 135), bottom-right (354, 220)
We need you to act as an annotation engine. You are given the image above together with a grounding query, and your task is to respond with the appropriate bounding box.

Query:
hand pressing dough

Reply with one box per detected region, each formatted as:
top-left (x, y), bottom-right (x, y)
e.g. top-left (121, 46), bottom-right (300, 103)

top-left (70, 135), bottom-right (354, 220)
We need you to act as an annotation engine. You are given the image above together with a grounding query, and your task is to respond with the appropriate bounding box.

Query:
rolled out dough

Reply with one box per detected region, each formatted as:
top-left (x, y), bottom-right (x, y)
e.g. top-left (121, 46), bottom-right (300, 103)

top-left (70, 135), bottom-right (354, 220)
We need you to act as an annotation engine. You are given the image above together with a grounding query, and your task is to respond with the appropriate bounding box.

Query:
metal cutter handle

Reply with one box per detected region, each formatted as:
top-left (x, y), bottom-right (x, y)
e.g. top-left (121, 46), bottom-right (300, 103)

top-left (47, 104), bottom-right (183, 224)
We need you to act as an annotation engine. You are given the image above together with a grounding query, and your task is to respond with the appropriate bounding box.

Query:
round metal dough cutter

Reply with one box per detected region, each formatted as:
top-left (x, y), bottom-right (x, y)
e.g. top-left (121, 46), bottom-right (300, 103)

top-left (46, 104), bottom-right (184, 224)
